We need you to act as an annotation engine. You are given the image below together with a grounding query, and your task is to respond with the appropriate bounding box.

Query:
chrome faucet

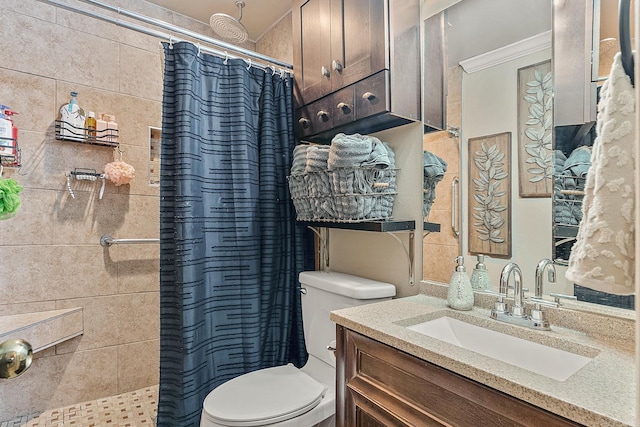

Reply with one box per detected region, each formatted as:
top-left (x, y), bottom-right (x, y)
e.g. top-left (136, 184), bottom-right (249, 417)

top-left (490, 262), bottom-right (552, 330)
top-left (534, 258), bottom-right (556, 298)
top-left (500, 262), bottom-right (526, 318)
top-left (529, 258), bottom-right (557, 330)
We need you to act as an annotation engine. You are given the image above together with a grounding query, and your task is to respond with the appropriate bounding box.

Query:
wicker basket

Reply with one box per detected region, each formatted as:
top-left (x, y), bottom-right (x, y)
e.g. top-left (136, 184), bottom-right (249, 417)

top-left (289, 167), bottom-right (397, 222)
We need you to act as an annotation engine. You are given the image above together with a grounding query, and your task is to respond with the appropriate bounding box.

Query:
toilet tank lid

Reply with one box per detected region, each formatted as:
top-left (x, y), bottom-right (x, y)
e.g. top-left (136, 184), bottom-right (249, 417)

top-left (299, 271), bottom-right (396, 299)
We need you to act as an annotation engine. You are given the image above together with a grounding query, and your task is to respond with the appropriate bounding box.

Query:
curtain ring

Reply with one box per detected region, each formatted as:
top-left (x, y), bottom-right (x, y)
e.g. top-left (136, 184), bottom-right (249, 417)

top-left (223, 51), bottom-right (229, 65)
top-left (279, 68), bottom-right (285, 79)
top-left (168, 35), bottom-right (174, 49)
top-left (270, 65), bottom-right (276, 76)
top-left (245, 58), bottom-right (252, 70)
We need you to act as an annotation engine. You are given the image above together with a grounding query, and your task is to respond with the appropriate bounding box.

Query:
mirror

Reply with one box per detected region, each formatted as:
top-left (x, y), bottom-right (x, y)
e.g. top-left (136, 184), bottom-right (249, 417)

top-left (421, 0), bottom-right (635, 311)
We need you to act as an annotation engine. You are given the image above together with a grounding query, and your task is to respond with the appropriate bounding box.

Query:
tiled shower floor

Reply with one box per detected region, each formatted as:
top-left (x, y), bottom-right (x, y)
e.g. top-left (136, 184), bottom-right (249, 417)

top-left (0, 385), bottom-right (158, 427)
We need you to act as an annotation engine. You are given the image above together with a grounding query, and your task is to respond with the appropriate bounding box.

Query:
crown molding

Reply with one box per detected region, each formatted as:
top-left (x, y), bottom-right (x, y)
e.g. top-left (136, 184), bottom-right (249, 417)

top-left (459, 31), bottom-right (552, 73)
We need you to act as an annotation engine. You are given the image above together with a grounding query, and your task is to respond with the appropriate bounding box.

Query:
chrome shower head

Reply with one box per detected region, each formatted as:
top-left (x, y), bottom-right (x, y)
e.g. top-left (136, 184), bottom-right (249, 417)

top-left (210, 1), bottom-right (248, 44)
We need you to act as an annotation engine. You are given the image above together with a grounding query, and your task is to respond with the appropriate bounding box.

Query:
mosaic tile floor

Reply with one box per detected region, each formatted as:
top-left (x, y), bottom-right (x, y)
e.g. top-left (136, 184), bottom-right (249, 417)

top-left (0, 385), bottom-right (158, 427)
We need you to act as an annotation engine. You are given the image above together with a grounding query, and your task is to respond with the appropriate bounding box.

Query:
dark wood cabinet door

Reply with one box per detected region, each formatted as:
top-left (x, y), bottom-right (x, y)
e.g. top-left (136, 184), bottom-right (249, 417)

top-left (293, 0), bottom-right (333, 106)
top-left (330, 0), bottom-right (387, 91)
top-left (336, 326), bottom-right (582, 427)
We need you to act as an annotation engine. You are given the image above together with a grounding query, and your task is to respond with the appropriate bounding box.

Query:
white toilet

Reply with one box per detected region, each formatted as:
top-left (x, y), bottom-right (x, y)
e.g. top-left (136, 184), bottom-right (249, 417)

top-left (200, 271), bottom-right (396, 427)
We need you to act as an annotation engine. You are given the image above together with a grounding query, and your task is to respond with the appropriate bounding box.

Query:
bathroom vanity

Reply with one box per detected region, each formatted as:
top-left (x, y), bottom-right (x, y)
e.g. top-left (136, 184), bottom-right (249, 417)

top-left (331, 294), bottom-right (636, 427)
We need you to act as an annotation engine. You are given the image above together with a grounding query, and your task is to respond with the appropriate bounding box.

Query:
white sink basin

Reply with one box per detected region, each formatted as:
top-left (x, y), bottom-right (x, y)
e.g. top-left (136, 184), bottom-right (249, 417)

top-left (407, 316), bottom-right (593, 381)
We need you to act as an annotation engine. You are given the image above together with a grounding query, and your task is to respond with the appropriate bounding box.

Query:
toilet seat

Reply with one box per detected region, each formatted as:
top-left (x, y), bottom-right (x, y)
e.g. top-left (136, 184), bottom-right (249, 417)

top-left (202, 364), bottom-right (328, 427)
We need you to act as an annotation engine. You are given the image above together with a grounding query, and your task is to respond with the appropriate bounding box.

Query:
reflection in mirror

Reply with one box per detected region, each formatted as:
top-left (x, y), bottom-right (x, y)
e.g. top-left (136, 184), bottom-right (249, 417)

top-left (421, 0), bottom-right (634, 312)
top-left (553, 0), bottom-right (635, 309)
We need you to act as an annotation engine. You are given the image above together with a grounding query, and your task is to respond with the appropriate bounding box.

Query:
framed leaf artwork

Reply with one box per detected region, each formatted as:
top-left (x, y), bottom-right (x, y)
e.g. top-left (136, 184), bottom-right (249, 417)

top-left (517, 60), bottom-right (553, 197)
top-left (468, 132), bottom-right (512, 258)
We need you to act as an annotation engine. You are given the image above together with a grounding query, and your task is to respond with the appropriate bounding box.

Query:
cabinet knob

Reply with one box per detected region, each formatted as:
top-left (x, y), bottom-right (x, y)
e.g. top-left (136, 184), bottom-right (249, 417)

top-left (362, 92), bottom-right (376, 100)
top-left (298, 117), bottom-right (310, 127)
top-left (321, 66), bottom-right (330, 78)
top-left (336, 102), bottom-right (351, 111)
top-left (332, 59), bottom-right (343, 72)
top-left (316, 110), bottom-right (329, 117)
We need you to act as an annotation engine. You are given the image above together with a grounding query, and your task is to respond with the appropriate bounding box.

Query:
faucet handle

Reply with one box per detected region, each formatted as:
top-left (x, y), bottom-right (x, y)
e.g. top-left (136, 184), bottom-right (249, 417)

top-left (529, 296), bottom-right (559, 308)
top-left (528, 298), bottom-right (553, 331)
top-left (483, 289), bottom-right (508, 314)
top-left (549, 293), bottom-right (578, 305)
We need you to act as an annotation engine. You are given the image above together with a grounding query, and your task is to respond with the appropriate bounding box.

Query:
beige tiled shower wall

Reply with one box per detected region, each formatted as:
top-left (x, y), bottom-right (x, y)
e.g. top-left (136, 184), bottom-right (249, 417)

top-left (0, 0), bottom-right (271, 420)
top-left (422, 66), bottom-right (463, 283)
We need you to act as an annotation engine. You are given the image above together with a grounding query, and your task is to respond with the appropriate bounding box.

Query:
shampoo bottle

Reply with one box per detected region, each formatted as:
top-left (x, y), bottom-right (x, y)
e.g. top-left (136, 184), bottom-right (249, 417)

top-left (447, 256), bottom-right (474, 311)
top-left (96, 113), bottom-right (108, 142)
top-left (470, 254), bottom-right (491, 291)
top-left (0, 107), bottom-right (13, 156)
top-left (106, 114), bottom-right (118, 143)
top-left (85, 111), bottom-right (97, 143)
top-left (60, 91), bottom-right (85, 140)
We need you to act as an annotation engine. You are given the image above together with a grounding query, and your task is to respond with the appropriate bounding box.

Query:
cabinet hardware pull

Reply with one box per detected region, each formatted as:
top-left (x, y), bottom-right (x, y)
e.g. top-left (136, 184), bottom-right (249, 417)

top-left (332, 59), bottom-right (343, 72)
top-left (337, 102), bottom-right (350, 110)
top-left (316, 110), bottom-right (329, 117)
top-left (362, 92), bottom-right (376, 100)
top-left (298, 118), bottom-right (310, 126)
top-left (327, 345), bottom-right (336, 352)
top-left (321, 66), bottom-right (330, 78)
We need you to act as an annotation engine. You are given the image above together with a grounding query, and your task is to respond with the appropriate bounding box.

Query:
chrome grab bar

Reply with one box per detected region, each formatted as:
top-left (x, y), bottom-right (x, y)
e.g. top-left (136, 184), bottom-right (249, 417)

top-left (100, 235), bottom-right (159, 247)
top-left (451, 176), bottom-right (460, 237)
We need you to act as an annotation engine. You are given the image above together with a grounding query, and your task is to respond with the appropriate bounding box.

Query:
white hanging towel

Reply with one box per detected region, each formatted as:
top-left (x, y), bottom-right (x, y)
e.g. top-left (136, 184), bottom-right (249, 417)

top-left (565, 52), bottom-right (636, 295)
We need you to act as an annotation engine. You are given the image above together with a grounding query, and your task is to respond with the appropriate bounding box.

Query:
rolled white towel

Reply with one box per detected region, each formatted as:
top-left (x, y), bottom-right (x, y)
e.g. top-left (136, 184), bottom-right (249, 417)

top-left (291, 145), bottom-right (309, 174)
top-left (305, 145), bottom-right (330, 172)
top-left (327, 133), bottom-right (373, 170)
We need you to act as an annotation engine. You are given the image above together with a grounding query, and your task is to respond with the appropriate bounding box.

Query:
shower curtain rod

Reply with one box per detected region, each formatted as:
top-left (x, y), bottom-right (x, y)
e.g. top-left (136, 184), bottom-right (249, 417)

top-left (35, 0), bottom-right (294, 72)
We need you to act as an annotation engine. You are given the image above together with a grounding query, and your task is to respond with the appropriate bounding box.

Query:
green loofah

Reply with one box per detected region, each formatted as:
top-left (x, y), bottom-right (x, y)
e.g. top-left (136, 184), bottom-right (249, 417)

top-left (0, 178), bottom-right (23, 219)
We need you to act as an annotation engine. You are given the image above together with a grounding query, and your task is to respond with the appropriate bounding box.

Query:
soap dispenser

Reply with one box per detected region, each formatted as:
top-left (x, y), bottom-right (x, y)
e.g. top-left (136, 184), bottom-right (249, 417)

top-left (470, 254), bottom-right (491, 291)
top-left (447, 256), bottom-right (474, 311)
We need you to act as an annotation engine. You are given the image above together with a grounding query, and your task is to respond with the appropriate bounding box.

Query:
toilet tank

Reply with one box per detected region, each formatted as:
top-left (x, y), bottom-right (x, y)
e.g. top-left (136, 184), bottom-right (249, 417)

top-left (299, 271), bottom-right (396, 368)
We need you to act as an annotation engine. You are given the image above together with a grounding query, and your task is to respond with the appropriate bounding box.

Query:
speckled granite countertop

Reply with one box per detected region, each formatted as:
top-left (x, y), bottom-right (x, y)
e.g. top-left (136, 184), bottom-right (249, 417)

top-left (330, 295), bottom-right (636, 427)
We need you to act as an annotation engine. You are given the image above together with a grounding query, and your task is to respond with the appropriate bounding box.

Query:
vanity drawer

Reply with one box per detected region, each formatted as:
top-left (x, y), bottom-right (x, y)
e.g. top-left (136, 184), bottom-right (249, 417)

top-left (332, 86), bottom-right (355, 128)
top-left (296, 95), bottom-right (334, 138)
top-left (336, 327), bottom-right (581, 427)
top-left (355, 70), bottom-right (390, 120)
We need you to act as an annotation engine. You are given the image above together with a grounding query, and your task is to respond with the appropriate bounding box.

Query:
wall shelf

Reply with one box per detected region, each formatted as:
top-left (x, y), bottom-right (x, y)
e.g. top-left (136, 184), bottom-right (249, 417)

top-left (301, 219), bottom-right (416, 232)
top-left (303, 219), bottom-right (441, 287)
top-left (55, 120), bottom-right (119, 148)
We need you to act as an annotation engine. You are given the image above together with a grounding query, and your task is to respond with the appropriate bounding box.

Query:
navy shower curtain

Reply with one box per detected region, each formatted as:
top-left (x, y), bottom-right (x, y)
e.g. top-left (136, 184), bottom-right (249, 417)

top-left (157, 42), bottom-right (311, 426)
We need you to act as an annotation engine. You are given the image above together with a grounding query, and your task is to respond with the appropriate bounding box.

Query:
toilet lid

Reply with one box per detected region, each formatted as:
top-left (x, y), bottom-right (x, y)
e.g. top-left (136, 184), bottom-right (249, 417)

top-left (203, 364), bottom-right (328, 427)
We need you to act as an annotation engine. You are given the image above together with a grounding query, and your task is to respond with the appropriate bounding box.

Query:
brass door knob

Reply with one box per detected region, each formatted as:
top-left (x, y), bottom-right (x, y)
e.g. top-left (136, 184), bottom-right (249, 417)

top-left (0, 339), bottom-right (33, 379)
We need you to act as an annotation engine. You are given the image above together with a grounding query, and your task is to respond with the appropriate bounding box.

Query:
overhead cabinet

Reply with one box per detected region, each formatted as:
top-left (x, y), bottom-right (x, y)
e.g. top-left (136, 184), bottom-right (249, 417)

top-left (293, 0), bottom-right (422, 142)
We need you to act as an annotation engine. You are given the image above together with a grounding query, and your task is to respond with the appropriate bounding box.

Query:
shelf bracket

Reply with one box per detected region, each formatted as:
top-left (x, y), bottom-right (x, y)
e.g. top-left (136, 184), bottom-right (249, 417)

top-left (307, 226), bottom-right (415, 286)
top-left (308, 226), bottom-right (330, 271)
top-left (386, 231), bottom-right (415, 286)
